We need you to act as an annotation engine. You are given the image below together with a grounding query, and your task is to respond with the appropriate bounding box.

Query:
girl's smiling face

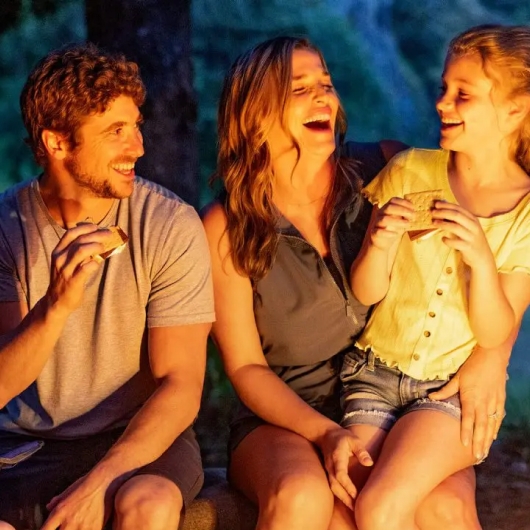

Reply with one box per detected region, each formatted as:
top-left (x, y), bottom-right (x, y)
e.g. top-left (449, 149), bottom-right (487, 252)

top-left (436, 53), bottom-right (514, 155)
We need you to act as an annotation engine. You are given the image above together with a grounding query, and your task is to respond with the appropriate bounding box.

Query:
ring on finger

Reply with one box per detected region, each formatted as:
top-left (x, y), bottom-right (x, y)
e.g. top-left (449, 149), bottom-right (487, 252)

top-left (487, 411), bottom-right (498, 419)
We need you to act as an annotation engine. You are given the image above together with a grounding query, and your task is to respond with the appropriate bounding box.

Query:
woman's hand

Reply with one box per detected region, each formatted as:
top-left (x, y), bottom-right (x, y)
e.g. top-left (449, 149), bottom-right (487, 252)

top-left (432, 202), bottom-right (494, 270)
top-left (317, 426), bottom-right (373, 510)
top-left (429, 346), bottom-right (509, 462)
top-left (369, 198), bottom-right (415, 251)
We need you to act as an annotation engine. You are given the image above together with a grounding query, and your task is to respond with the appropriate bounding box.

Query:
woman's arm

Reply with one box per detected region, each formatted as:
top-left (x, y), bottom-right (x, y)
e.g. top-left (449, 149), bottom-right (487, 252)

top-left (430, 324), bottom-right (518, 461)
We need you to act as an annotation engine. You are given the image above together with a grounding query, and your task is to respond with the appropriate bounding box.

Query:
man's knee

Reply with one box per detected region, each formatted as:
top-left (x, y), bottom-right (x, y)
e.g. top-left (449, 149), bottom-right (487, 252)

top-left (114, 475), bottom-right (183, 530)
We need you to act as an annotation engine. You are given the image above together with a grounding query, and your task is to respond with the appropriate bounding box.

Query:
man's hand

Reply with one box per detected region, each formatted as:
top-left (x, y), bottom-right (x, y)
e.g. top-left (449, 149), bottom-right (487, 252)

top-left (429, 347), bottom-right (508, 462)
top-left (46, 224), bottom-right (110, 315)
top-left (317, 427), bottom-right (373, 510)
top-left (42, 471), bottom-right (117, 530)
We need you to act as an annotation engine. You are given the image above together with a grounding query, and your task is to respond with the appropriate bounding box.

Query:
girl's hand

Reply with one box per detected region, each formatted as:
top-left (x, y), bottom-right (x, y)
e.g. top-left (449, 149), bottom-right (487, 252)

top-left (432, 202), bottom-right (493, 269)
top-left (369, 198), bottom-right (415, 251)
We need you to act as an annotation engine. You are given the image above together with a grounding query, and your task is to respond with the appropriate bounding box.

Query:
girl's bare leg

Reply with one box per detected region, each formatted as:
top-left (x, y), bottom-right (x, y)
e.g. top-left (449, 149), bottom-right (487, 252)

top-left (354, 410), bottom-right (479, 530)
top-left (416, 467), bottom-right (481, 530)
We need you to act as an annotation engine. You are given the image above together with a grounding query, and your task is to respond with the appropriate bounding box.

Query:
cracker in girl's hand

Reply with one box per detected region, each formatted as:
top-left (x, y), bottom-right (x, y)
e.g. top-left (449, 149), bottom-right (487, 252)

top-left (404, 190), bottom-right (444, 231)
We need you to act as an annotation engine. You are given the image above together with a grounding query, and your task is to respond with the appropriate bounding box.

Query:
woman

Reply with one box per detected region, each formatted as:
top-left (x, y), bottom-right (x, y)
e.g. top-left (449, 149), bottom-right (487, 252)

top-left (202, 36), bottom-right (507, 529)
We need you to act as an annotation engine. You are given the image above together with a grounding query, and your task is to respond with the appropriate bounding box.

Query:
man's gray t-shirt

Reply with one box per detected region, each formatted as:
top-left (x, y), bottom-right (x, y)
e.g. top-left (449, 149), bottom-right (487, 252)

top-left (0, 177), bottom-right (214, 438)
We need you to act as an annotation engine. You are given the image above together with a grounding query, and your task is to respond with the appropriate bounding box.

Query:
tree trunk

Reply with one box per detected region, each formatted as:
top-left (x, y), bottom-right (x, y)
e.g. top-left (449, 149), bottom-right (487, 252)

top-left (85, 0), bottom-right (198, 205)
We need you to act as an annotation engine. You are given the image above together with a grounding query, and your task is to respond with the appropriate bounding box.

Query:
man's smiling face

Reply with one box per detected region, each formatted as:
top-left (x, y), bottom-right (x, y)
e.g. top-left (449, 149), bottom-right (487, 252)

top-left (63, 94), bottom-right (145, 199)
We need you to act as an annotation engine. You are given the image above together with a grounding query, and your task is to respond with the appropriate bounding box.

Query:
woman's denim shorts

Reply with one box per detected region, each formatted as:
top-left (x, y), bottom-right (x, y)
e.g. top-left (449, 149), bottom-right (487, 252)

top-left (340, 348), bottom-right (461, 431)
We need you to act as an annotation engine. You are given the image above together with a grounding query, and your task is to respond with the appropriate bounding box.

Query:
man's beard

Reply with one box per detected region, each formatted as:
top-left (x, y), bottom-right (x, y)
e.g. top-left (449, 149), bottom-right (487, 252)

top-left (64, 152), bottom-right (131, 199)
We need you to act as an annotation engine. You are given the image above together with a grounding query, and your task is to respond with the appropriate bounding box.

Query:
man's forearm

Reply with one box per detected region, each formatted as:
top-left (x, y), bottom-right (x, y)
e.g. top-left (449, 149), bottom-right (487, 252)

top-left (89, 377), bottom-right (202, 486)
top-left (0, 297), bottom-right (69, 406)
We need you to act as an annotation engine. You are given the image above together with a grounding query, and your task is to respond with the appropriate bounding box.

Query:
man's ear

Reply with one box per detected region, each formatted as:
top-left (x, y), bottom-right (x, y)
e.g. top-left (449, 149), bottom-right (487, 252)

top-left (41, 130), bottom-right (69, 160)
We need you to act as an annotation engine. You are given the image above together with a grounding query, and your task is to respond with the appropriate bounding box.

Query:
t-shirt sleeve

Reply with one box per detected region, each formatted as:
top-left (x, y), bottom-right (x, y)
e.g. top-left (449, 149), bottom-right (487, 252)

top-left (362, 149), bottom-right (409, 206)
top-left (0, 229), bottom-right (24, 303)
top-left (147, 205), bottom-right (215, 328)
top-left (498, 206), bottom-right (530, 276)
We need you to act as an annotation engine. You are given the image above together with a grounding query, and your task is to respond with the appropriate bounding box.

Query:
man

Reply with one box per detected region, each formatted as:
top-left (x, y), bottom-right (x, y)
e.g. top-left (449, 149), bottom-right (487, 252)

top-left (0, 43), bottom-right (213, 530)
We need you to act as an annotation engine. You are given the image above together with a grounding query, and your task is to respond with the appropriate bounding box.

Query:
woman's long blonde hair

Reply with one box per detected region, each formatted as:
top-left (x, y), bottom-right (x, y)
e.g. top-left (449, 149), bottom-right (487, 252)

top-left (447, 24), bottom-right (530, 174)
top-left (213, 36), bottom-right (355, 282)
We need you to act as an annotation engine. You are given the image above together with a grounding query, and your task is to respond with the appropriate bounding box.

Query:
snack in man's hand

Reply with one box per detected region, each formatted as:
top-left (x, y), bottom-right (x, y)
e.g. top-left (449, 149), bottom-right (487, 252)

top-left (95, 226), bottom-right (129, 261)
top-left (404, 189), bottom-right (444, 231)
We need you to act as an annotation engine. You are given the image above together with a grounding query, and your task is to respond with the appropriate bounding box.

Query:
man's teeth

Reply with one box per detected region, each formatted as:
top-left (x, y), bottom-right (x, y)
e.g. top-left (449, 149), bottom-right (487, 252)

top-left (303, 114), bottom-right (330, 124)
top-left (441, 119), bottom-right (462, 125)
top-left (113, 164), bottom-right (135, 172)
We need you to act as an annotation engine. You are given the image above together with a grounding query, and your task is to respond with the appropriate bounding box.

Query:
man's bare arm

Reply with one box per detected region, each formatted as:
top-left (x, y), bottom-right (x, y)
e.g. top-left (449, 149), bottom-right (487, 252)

top-left (0, 299), bottom-right (69, 407)
top-left (89, 322), bottom-right (210, 483)
top-left (0, 224), bottom-right (108, 406)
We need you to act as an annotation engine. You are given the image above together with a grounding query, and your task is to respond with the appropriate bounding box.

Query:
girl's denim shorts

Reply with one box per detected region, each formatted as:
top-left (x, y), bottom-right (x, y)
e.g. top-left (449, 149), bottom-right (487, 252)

top-left (340, 348), bottom-right (461, 431)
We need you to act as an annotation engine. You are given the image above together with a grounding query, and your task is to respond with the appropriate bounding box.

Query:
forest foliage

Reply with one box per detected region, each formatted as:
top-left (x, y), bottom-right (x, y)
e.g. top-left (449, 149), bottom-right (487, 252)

top-left (1, 0), bottom-right (530, 434)
top-left (2, 0), bottom-right (529, 197)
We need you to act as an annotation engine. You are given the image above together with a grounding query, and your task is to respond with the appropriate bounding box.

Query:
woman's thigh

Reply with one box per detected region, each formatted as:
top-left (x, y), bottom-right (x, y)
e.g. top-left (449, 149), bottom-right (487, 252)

top-left (229, 424), bottom-right (335, 528)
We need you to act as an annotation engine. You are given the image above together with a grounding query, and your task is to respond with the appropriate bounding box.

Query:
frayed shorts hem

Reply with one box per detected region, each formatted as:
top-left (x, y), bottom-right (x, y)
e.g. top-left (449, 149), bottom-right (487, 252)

top-left (341, 398), bottom-right (462, 431)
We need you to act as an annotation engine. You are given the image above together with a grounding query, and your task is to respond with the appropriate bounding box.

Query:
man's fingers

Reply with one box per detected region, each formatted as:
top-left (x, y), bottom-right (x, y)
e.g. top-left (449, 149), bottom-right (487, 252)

top-left (53, 227), bottom-right (117, 272)
top-left (58, 242), bottom-right (106, 278)
top-left (54, 223), bottom-right (99, 253)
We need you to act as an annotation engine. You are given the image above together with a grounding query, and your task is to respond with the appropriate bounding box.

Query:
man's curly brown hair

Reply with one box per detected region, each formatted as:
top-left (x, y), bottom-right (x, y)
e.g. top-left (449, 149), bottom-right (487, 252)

top-left (20, 42), bottom-right (146, 167)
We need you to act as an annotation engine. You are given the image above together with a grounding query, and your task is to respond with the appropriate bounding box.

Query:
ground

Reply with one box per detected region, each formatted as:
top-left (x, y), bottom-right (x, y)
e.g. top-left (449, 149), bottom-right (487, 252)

top-left (476, 434), bottom-right (530, 530)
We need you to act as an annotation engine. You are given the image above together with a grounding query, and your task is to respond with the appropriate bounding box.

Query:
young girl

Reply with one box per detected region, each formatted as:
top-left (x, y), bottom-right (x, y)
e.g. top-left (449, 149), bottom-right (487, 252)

top-left (341, 24), bottom-right (530, 530)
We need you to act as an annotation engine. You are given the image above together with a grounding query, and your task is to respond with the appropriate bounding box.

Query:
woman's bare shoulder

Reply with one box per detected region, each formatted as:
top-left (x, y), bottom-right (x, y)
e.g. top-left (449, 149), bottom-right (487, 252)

top-left (201, 200), bottom-right (227, 233)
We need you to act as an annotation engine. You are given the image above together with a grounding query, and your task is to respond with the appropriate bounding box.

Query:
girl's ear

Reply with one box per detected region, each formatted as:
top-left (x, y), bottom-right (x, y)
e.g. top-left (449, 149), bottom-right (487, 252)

top-left (506, 94), bottom-right (530, 131)
top-left (41, 130), bottom-right (69, 161)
